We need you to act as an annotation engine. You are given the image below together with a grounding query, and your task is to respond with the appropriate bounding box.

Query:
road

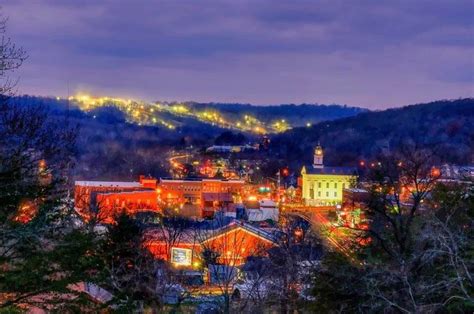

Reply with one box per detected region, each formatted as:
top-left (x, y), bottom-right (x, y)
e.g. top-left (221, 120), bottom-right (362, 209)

top-left (168, 154), bottom-right (190, 166)
top-left (168, 154), bottom-right (191, 177)
top-left (287, 207), bottom-right (359, 264)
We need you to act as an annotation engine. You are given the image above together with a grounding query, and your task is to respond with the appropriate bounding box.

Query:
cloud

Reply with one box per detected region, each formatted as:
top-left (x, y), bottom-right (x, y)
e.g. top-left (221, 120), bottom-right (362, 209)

top-left (2, 0), bottom-right (473, 108)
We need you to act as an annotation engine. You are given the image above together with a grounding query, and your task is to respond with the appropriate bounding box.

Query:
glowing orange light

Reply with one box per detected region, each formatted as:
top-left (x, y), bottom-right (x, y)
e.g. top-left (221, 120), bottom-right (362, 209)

top-left (431, 168), bottom-right (441, 177)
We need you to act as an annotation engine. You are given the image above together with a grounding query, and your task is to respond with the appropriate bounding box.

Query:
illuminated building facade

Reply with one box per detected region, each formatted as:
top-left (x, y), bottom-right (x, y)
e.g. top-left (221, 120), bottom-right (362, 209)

top-left (74, 176), bottom-right (159, 222)
top-left (145, 221), bottom-right (276, 267)
top-left (301, 143), bottom-right (357, 206)
top-left (144, 231), bottom-right (201, 267)
top-left (201, 221), bottom-right (276, 266)
top-left (95, 190), bottom-right (159, 223)
top-left (157, 178), bottom-right (245, 217)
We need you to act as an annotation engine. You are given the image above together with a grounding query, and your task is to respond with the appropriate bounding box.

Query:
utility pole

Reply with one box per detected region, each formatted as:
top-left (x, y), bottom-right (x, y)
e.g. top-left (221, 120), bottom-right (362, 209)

top-left (276, 170), bottom-right (281, 203)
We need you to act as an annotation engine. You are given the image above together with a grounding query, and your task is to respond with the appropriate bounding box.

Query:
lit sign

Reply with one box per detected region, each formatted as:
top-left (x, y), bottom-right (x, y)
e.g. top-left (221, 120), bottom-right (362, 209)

top-left (171, 247), bottom-right (192, 266)
top-left (258, 186), bottom-right (271, 193)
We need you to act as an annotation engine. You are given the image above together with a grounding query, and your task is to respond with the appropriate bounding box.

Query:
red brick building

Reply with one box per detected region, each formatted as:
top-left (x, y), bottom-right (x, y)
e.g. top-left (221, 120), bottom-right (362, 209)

top-left (157, 178), bottom-right (245, 218)
top-left (95, 190), bottom-right (159, 223)
top-left (144, 221), bottom-right (277, 267)
top-left (200, 222), bottom-right (276, 266)
top-left (74, 176), bottom-right (159, 222)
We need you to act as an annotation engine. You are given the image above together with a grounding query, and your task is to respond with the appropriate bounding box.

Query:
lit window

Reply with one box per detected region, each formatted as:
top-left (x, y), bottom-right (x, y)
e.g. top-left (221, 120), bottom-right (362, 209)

top-left (171, 247), bottom-right (192, 266)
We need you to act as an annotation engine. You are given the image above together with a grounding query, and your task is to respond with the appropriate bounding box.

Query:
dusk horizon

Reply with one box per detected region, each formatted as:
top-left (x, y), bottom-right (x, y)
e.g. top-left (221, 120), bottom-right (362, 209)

top-left (3, 0), bottom-right (473, 109)
top-left (14, 91), bottom-right (474, 110)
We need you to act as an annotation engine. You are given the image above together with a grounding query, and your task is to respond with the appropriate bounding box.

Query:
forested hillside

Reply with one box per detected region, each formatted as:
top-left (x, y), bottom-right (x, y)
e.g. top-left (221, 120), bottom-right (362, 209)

top-left (182, 102), bottom-right (366, 127)
top-left (10, 95), bottom-right (364, 180)
top-left (9, 96), bottom-right (472, 179)
top-left (271, 98), bottom-right (474, 168)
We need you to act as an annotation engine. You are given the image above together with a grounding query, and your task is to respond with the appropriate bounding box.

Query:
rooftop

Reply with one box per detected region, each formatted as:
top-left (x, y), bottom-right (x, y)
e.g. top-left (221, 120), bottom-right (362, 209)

top-left (96, 190), bottom-right (156, 196)
top-left (75, 181), bottom-right (142, 188)
top-left (159, 177), bottom-right (244, 183)
top-left (201, 220), bottom-right (278, 244)
top-left (303, 165), bottom-right (357, 176)
top-left (345, 188), bottom-right (368, 193)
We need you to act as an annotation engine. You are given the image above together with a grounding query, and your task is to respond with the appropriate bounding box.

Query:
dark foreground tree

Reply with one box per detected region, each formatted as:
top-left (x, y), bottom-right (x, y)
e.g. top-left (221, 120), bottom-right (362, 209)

top-left (98, 213), bottom-right (162, 311)
top-left (0, 12), bottom-right (103, 312)
top-left (312, 146), bottom-right (473, 313)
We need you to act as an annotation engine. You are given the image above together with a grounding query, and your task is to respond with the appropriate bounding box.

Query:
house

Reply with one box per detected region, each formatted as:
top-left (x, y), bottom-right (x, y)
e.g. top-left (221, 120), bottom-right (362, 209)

top-left (200, 221), bottom-right (277, 266)
top-left (144, 221), bottom-right (278, 268)
top-left (246, 199), bottom-right (279, 222)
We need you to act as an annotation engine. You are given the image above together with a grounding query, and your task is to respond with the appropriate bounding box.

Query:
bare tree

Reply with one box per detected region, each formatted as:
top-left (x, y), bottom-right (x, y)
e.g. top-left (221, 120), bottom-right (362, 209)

top-left (266, 213), bottom-right (322, 313)
top-left (417, 180), bottom-right (473, 310)
top-left (142, 216), bottom-right (200, 311)
top-left (0, 13), bottom-right (26, 98)
top-left (319, 146), bottom-right (474, 312)
top-left (197, 219), bottom-right (272, 314)
top-left (0, 11), bottom-right (97, 312)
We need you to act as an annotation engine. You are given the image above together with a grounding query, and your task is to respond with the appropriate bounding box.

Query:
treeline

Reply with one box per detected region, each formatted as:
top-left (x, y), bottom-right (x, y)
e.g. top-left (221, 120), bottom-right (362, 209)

top-left (271, 98), bottom-right (474, 169)
top-left (10, 96), bottom-right (473, 180)
top-left (182, 101), bottom-right (367, 126)
top-left (9, 95), bottom-right (227, 180)
top-left (10, 95), bottom-right (366, 180)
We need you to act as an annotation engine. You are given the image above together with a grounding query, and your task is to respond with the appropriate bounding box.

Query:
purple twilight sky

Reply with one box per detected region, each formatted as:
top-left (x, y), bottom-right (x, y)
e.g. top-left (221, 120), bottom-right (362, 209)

top-left (2, 0), bottom-right (473, 109)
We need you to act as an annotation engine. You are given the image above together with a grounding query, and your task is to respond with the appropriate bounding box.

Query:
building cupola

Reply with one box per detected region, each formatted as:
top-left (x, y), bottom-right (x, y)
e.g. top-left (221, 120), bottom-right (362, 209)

top-left (313, 142), bottom-right (324, 168)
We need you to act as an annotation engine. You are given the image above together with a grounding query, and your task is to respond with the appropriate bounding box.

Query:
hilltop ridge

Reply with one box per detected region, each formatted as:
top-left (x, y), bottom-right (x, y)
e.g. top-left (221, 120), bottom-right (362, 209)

top-left (271, 98), bottom-right (474, 168)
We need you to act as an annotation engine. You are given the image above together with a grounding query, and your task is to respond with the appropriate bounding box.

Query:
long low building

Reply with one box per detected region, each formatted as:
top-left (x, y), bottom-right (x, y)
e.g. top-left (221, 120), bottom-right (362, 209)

top-left (74, 176), bottom-right (159, 222)
top-left (74, 176), bottom-right (246, 221)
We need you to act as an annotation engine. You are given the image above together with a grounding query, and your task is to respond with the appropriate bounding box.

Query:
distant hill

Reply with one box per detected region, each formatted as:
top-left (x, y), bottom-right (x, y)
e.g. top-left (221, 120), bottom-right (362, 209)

top-left (271, 98), bottom-right (474, 169)
top-left (180, 101), bottom-right (367, 128)
top-left (13, 95), bottom-right (366, 133)
top-left (9, 95), bottom-right (365, 180)
top-left (12, 96), bottom-right (470, 179)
